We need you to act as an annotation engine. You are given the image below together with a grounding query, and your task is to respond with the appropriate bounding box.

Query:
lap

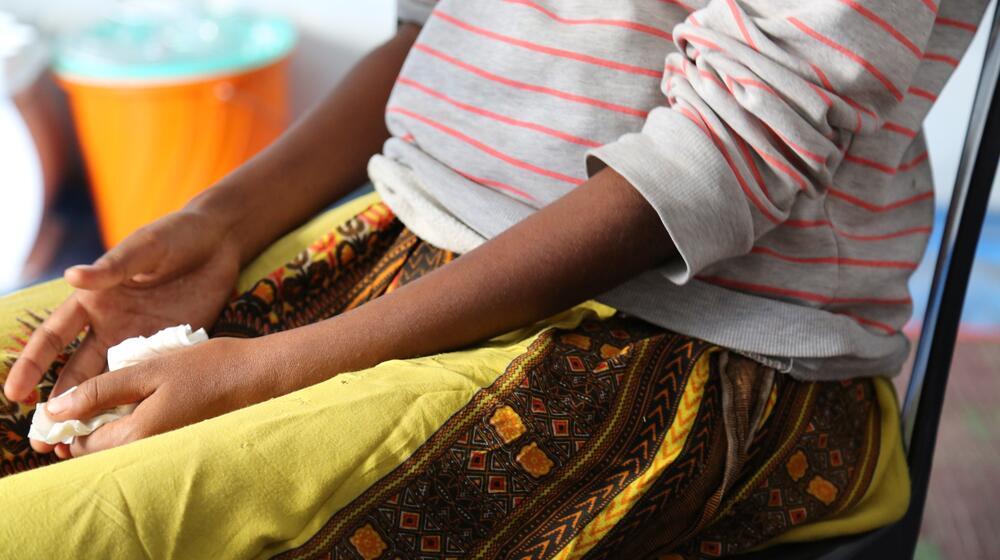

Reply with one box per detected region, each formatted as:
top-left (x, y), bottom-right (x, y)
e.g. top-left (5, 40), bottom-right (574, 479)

top-left (0, 303), bottom-right (605, 558)
top-left (0, 193), bottom-right (909, 558)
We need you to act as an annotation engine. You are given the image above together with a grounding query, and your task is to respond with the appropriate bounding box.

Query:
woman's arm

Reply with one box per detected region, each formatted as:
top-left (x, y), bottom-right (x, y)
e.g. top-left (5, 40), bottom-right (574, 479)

top-left (191, 23), bottom-right (421, 265)
top-left (45, 167), bottom-right (679, 459)
top-left (268, 167), bottom-right (677, 391)
top-left (3, 24), bottom-right (420, 446)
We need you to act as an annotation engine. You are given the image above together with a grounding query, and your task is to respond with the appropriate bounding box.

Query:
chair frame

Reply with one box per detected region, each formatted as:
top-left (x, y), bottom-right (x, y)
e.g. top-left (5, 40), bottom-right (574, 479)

top-left (738, 5), bottom-right (1000, 559)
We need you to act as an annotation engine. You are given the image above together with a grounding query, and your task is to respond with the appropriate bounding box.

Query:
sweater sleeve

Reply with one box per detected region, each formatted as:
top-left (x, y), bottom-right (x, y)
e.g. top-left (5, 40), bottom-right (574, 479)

top-left (588, 0), bottom-right (939, 284)
top-left (397, 0), bottom-right (437, 26)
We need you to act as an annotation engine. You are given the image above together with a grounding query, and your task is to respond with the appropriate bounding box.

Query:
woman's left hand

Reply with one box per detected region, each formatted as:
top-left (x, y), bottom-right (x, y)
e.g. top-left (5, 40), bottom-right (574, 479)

top-left (39, 336), bottom-right (286, 458)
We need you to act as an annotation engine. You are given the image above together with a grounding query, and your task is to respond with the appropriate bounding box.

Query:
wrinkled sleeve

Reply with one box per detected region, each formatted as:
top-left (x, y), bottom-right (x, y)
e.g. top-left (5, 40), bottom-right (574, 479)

top-left (397, 0), bottom-right (437, 26)
top-left (588, 1), bottom-right (939, 283)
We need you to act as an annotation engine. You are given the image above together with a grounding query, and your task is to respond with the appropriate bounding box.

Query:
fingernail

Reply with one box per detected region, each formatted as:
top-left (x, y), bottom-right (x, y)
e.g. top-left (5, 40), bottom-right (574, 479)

top-left (45, 393), bottom-right (70, 414)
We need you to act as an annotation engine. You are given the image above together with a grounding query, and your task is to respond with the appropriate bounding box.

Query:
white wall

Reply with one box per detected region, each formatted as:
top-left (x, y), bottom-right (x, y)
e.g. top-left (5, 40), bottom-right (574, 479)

top-left (234, 0), bottom-right (397, 116)
top-left (0, 0), bottom-right (397, 116)
top-left (924, 1), bottom-right (1000, 210)
top-left (2, 0), bottom-right (996, 208)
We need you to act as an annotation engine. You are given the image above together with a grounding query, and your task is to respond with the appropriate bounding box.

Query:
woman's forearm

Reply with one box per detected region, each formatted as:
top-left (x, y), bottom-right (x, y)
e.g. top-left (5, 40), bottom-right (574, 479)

top-left (189, 24), bottom-right (421, 266)
top-left (265, 168), bottom-right (679, 393)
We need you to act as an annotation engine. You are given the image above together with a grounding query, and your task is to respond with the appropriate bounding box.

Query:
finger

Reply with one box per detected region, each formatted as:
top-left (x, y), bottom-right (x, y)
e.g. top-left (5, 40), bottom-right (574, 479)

top-left (45, 366), bottom-right (150, 421)
top-left (51, 335), bottom-right (107, 398)
top-left (69, 416), bottom-right (144, 457)
top-left (54, 443), bottom-right (72, 460)
top-left (65, 226), bottom-right (168, 290)
top-left (4, 297), bottom-right (89, 402)
top-left (29, 438), bottom-right (56, 455)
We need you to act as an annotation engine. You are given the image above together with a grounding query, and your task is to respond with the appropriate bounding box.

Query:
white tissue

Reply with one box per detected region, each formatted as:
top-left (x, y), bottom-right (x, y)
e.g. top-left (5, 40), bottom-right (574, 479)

top-left (27, 386), bottom-right (138, 445)
top-left (28, 324), bottom-right (209, 445)
top-left (107, 323), bottom-right (208, 370)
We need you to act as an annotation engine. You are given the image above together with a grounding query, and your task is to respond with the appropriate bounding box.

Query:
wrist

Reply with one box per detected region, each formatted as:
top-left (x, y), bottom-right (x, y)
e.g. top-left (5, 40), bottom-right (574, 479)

top-left (185, 181), bottom-right (260, 266)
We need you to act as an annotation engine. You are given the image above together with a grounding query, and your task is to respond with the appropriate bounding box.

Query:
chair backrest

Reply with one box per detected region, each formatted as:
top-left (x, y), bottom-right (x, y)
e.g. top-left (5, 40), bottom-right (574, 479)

top-left (901, 0), bottom-right (1000, 545)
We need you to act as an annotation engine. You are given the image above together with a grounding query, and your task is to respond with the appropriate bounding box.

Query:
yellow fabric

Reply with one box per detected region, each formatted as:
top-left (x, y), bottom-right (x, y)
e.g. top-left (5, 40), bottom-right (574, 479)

top-left (0, 195), bottom-right (909, 557)
top-left (0, 280), bottom-right (73, 376)
top-left (0, 286), bottom-right (616, 557)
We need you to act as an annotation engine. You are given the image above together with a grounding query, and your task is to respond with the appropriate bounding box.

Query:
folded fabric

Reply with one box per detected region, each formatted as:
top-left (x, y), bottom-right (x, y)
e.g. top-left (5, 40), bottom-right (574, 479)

top-left (27, 324), bottom-right (208, 445)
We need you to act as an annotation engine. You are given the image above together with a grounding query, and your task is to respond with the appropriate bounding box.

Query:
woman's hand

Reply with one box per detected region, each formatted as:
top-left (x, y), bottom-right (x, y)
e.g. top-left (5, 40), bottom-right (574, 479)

top-left (4, 209), bottom-right (242, 455)
top-left (40, 336), bottom-right (284, 457)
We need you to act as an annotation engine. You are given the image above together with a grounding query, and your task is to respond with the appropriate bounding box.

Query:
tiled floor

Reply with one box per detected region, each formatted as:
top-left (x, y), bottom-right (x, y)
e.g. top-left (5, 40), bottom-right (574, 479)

top-left (16, 183), bottom-right (1000, 559)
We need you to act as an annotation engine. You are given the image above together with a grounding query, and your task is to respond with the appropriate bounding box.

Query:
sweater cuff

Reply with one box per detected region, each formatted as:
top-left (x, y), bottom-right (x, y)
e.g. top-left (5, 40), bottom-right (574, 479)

top-left (588, 108), bottom-right (755, 284)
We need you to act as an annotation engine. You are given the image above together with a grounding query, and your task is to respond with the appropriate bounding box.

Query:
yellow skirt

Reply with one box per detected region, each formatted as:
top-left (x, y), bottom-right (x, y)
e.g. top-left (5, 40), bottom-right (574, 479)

top-left (0, 194), bottom-right (909, 558)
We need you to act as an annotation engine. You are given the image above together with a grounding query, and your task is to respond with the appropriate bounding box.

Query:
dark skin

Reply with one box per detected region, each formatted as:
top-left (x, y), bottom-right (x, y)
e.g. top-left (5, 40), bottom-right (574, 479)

top-left (4, 24), bottom-right (676, 458)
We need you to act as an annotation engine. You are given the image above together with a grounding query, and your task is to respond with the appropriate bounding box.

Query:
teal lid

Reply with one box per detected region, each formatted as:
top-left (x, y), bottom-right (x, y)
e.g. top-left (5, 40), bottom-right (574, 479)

top-left (55, 5), bottom-right (295, 83)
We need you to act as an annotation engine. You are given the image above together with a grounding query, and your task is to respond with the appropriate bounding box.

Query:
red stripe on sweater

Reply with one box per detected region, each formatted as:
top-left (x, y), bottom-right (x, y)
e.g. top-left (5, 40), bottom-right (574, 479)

top-left (412, 44), bottom-right (648, 118)
top-left (909, 86), bottom-right (938, 101)
top-left (843, 154), bottom-right (897, 174)
top-left (388, 107), bottom-right (584, 185)
top-left (658, 0), bottom-right (695, 12)
top-left (454, 170), bottom-right (537, 201)
top-left (920, 0), bottom-right (940, 15)
top-left (936, 16), bottom-right (978, 32)
top-left (757, 148), bottom-right (809, 191)
top-left (699, 275), bottom-right (912, 305)
top-left (783, 220), bottom-right (933, 241)
top-left (503, 0), bottom-right (673, 41)
top-left (837, 225), bottom-right (933, 241)
top-left (769, 126), bottom-right (828, 164)
top-left (683, 34), bottom-right (724, 52)
top-left (808, 63), bottom-right (876, 133)
top-left (839, 311), bottom-right (898, 334)
top-left (809, 62), bottom-right (836, 90)
top-left (923, 51), bottom-right (961, 66)
top-left (828, 188), bottom-right (934, 211)
top-left (838, 92), bottom-right (879, 121)
top-left (836, 0), bottom-right (922, 57)
top-left (396, 77), bottom-right (601, 148)
top-left (899, 151), bottom-right (930, 171)
top-left (678, 105), bottom-right (782, 223)
top-left (750, 246), bottom-right (918, 269)
top-left (736, 136), bottom-right (772, 201)
top-left (883, 121), bottom-right (918, 138)
top-left (432, 11), bottom-right (662, 77)
top-left (807, 81), bottom-right (834, 107)
top-left (724, 74), bottom-right (778, 95)
top-left (677, 106), bottom-right (710, 134)
top-left (843, 150), bottom-right (928, 175)
top-left (726, 0), bottom-right (758, 49)
top-left (789, 17), bottom-right (904, 101)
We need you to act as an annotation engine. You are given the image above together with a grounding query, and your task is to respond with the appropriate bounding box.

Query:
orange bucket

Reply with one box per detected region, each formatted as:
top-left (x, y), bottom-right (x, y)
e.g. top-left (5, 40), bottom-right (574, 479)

top-left (55, 11), bottom-right (295, 247)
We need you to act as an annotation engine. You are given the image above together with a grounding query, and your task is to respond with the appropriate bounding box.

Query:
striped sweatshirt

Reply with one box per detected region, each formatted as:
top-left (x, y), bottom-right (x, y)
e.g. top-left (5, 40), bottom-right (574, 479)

top-left (372, 0), bottom-right (988, 380)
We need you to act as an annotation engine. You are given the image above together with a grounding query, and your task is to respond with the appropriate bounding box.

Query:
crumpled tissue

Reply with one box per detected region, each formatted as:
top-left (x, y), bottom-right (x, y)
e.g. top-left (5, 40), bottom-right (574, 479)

top-left (27, 324), bottom-right (208, 445)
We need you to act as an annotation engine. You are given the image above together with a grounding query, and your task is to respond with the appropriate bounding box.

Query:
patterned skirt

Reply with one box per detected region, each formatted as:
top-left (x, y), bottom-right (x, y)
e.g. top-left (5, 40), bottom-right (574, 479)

top-left (0, 194), bottom-right (908, 559)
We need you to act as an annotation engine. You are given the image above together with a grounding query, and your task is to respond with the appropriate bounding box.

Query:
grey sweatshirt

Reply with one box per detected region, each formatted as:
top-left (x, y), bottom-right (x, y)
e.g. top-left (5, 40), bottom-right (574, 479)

top-left (373, 0), bottom-right (988, 380)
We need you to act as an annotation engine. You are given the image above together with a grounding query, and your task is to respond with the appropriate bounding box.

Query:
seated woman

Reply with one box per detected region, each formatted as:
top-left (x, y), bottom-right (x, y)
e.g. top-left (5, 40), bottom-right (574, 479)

top-left (0, 0), bottom-right (987, 557)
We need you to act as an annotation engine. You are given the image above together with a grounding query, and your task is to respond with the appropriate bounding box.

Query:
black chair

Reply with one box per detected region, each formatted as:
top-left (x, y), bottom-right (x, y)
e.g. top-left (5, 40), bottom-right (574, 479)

top-left (738, 5), bottom-right (1000, 560)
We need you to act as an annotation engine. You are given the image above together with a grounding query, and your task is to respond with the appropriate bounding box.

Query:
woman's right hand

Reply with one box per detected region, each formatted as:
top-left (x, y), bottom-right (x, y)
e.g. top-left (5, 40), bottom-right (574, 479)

top-left (3, 208), bottom-right (243, 454)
